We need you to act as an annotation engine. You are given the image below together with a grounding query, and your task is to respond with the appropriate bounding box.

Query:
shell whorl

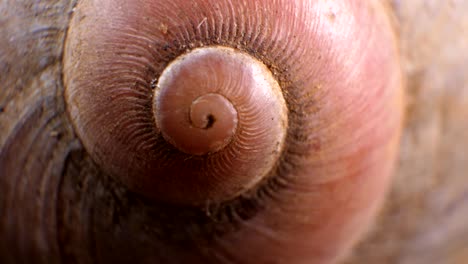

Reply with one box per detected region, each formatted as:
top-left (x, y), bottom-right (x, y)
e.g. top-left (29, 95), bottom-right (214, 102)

top-left (151, 46), bottom-right (288, 203)
top-left (64, 0), bottom-right (403, 262)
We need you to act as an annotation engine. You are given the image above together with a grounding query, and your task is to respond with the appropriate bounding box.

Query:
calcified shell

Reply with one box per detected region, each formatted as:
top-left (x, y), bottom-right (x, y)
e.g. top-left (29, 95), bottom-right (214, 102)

top-left (63, 0), bottom-right (403, 263)
top-left (151, 46), bottom-right (288, 203)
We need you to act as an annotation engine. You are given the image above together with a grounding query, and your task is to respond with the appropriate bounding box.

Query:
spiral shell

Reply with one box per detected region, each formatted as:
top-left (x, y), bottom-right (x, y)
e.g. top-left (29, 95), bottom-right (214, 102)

top-left (63, 0), bottom-right (403, 263)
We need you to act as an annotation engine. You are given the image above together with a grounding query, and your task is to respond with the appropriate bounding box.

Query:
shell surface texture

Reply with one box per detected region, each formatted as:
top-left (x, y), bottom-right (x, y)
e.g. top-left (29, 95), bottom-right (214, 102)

top-left (0, 0), bottom-right (403, 263)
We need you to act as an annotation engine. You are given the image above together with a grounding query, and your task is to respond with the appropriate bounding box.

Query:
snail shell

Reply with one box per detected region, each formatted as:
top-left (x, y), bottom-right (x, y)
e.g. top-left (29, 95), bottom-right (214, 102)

top-left (66, 0), bottom-right (401, 263)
